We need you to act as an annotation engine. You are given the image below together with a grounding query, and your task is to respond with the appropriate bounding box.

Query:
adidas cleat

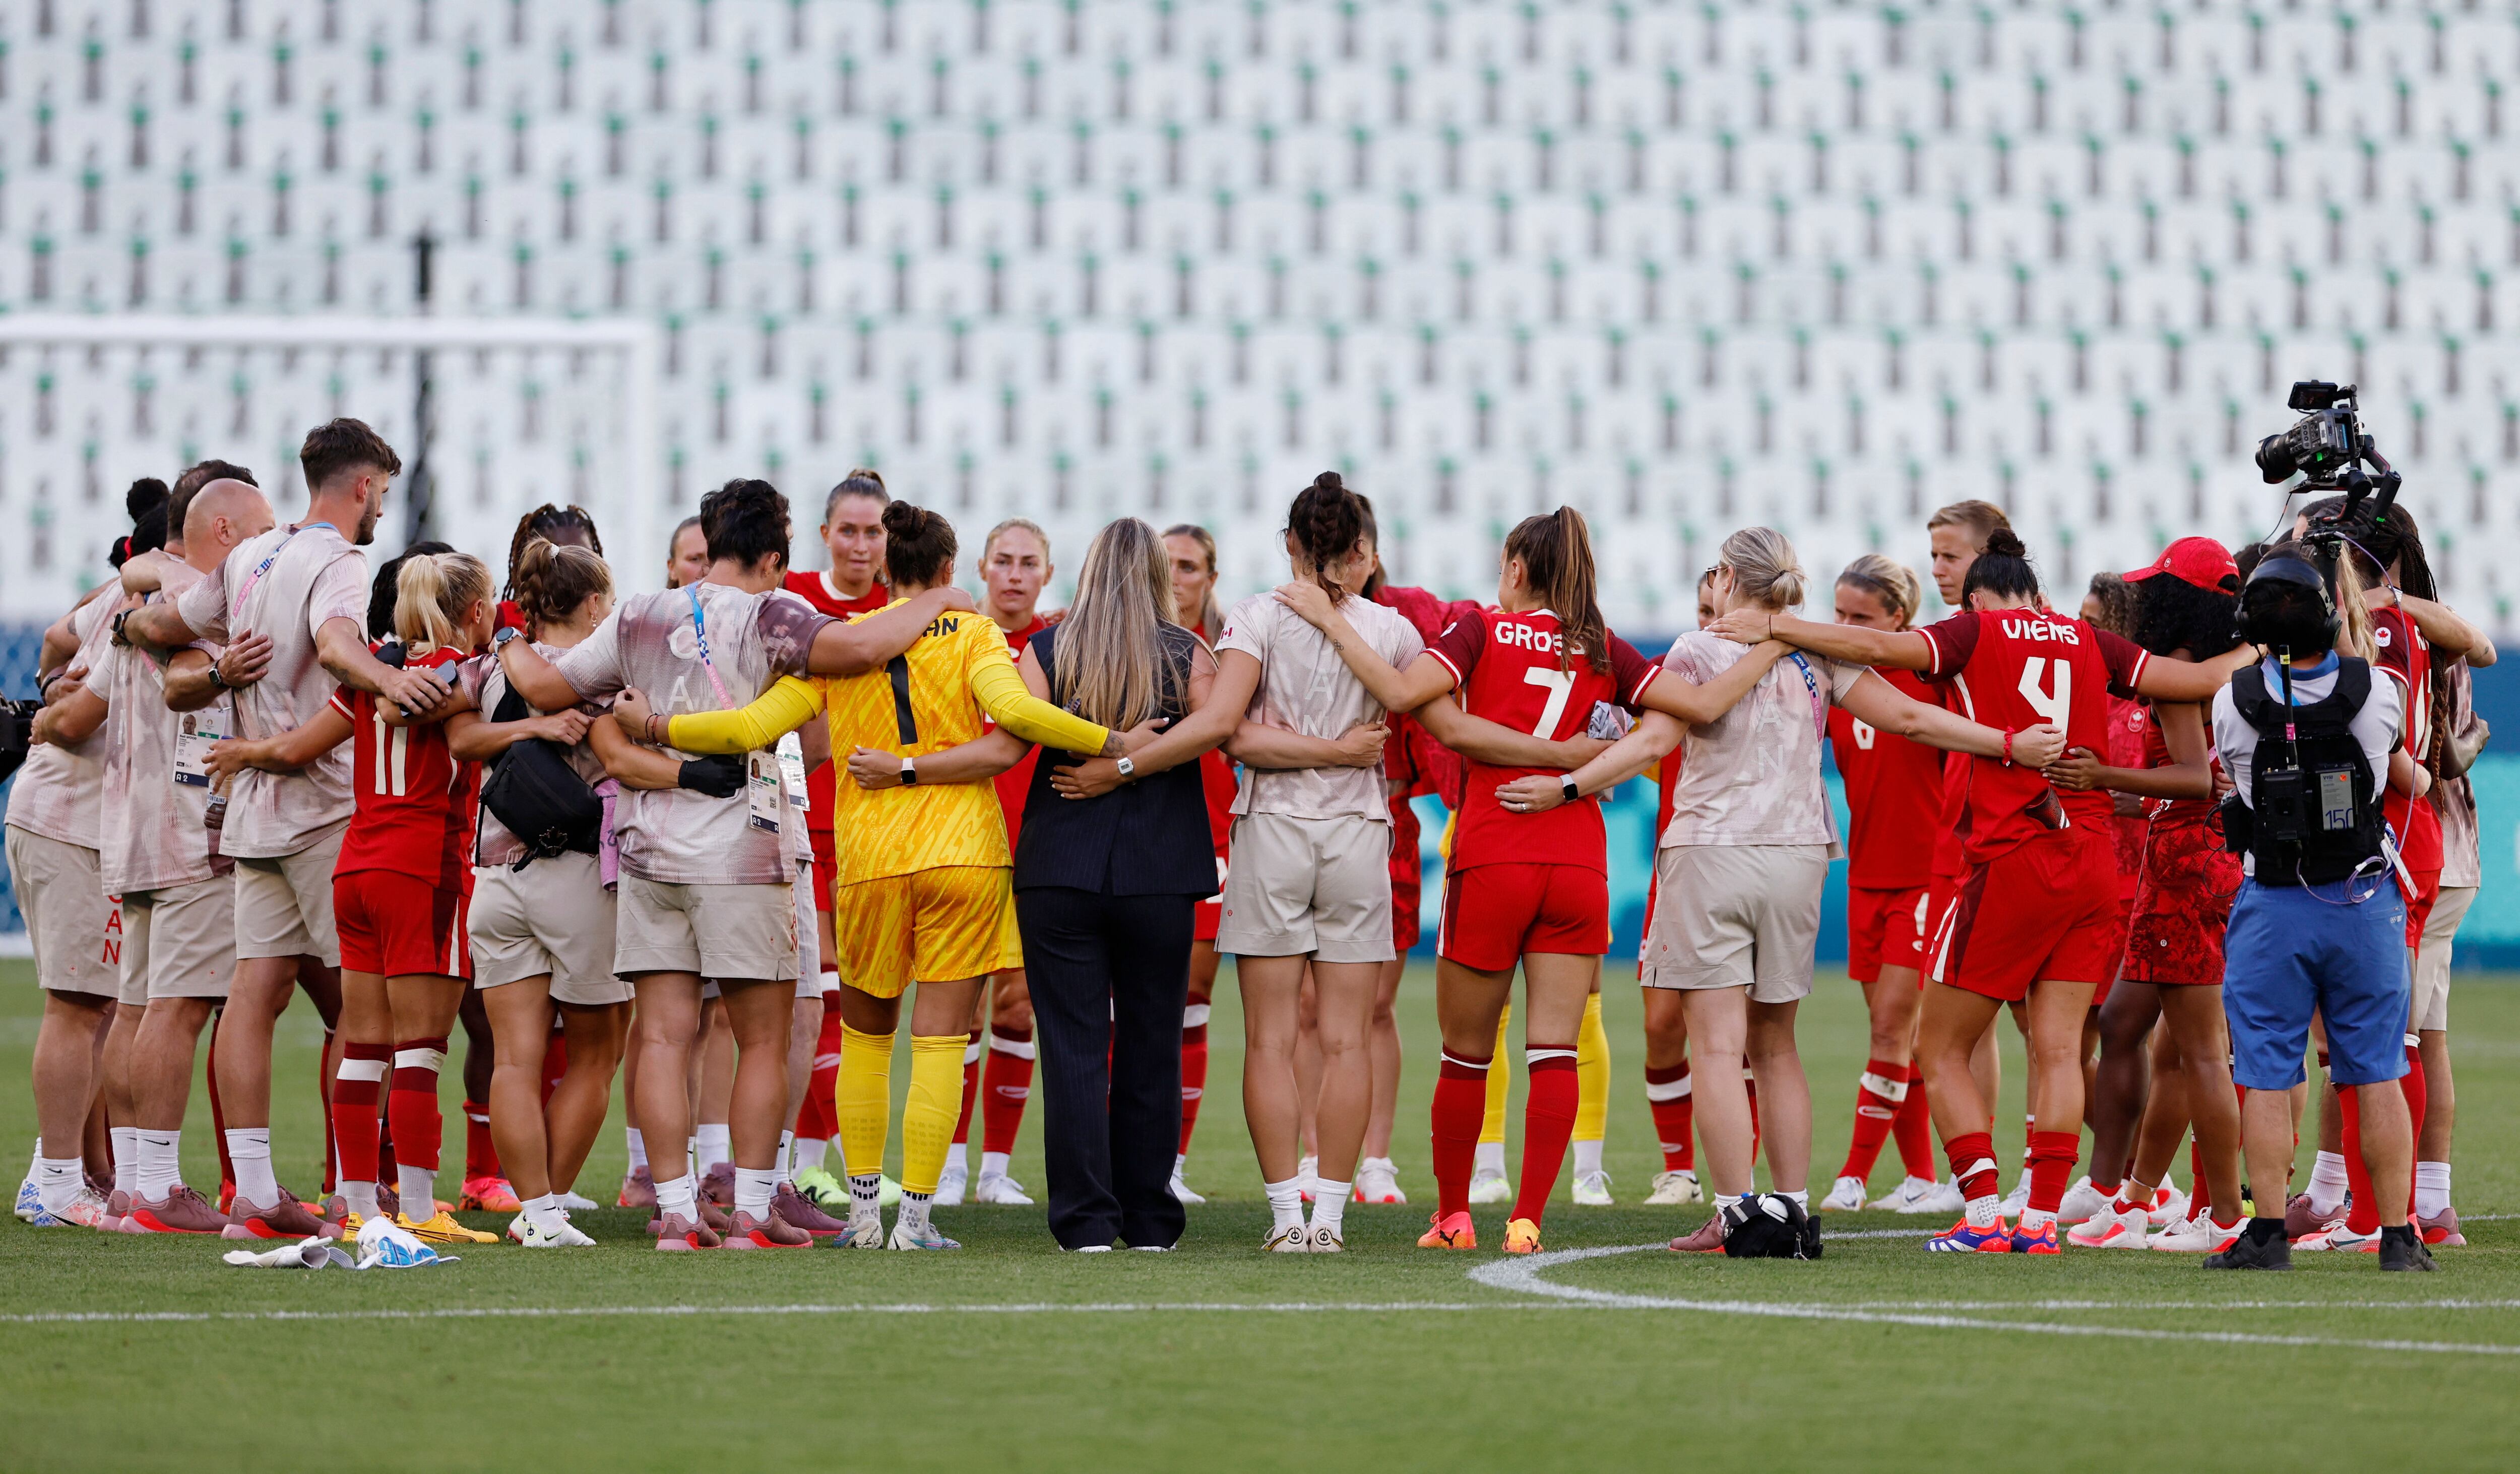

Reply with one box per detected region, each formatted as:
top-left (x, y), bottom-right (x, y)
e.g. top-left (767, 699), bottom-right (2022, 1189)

top-left (1416, 1210), bottom-right (1476, 1250)
top-left (2009, 1221), bottom-right (2062, 1255)
top-left (1925, 1219), bottom-right (2015, 1253)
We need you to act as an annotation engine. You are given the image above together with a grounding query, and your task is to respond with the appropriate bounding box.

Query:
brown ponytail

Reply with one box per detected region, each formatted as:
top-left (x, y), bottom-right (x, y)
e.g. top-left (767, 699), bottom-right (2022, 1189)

top-left (512, 537), bottom-right (615, 634)
top-left (1502, 506), bottom-right (1610, 675)
top-left (1286, 470), bottom-right (1369, 597)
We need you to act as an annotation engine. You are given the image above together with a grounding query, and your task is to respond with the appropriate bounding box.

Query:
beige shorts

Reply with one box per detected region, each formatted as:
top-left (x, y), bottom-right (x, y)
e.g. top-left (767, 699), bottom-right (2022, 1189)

top-left (468, 855), bottom-right (631, 1007)
top-left (231, 819), bottom-right (347, 966)
top-left (1639, 844), bottom-right (1831, 1004)
top-left (616, 873), bottom-right (798, 984)
top-left (5, 825), bottom-right (120, 997)
top-left (2411, 885), bottom-right (2478, 1034)
top-left (119, 876), bottom-right (237, 1005)
top-left (1216, 812), bottom-right (1395, 965)
top-left (794, 862), bottom-right (829, 999)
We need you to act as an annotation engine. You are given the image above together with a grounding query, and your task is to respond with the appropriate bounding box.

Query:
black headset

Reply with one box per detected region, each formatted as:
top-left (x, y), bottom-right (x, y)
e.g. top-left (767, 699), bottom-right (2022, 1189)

top-left (2234, 552), bottom-right (2340, 653)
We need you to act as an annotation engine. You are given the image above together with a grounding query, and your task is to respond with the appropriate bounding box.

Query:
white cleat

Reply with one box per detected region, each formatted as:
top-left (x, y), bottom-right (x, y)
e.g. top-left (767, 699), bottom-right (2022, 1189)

top-left (841, 1203), bottom-right (886, 1248)
top-left (512, 1215), bottom-right (598, 1247)
top-left (1466, 1165), bottom-right (1511, 1205)
top-left (2294, 1223), bottom-right (2380, 1253)
top-left (1645, 1169), bottom-right (1702, 1206)
top-left (1997, 1178), bottom-right (2031, 1217)
top-left (1352, 1158), bottom-right (1406, 1204)
top-left (971, 1171), bottom-right (1033, 1206)
top-left (13, 1174), bottom-right (40, 1223)
top-left (887, 1220), bottom-right (962, 1250)
top-left (2147, 1187), bottom-right (2190, 1229)
top-left (2067, 1202), bottom-right (2153, 1249)
top-left (2148, 1212), bottom-right (2233, 1253)
top-left (1168, 1163), bottom-right (1206, 1205)
top-left (2057, 1175), bottom-right (2113, 1225)
top-left (1571, 1169), bottom-right (1615, 1206)
top-left (552, 1189), bottom-right (601, 1211)
top-left (933, 1160), bottom-right (968, 1207)
top-left (1306, 1223), bottom-right (1344, 1253)
top-left (1297, 1154), bottom-right (1319, 1203)
top-left (1819, 1176), bottom-right (1870, 1213)
top-left (27, 1184), bottom-right (113, 1229)
top-left (1865, 1176), bottom-right (1935, 1212)
top-left (1264, 1223), bottom-right (1310, 1252)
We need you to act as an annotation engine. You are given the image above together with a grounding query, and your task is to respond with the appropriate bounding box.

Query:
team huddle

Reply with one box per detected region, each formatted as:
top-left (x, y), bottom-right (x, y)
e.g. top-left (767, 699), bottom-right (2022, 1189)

top-left (7, 415), bottom-right (2490, 1266)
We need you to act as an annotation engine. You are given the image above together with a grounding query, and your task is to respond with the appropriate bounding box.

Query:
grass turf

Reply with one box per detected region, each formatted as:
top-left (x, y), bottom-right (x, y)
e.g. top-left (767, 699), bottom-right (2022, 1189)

top-left (2, 959), bottom-right (2514, 1471)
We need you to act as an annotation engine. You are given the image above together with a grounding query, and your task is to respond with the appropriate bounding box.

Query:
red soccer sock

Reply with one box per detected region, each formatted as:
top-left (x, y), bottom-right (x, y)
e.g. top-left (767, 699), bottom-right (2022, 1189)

top-left (207, 1015), bottom-right (235, 1205)
top-left (331, 1042), bottom-right (391, 1188)
top-left (2398, 1046), bottom-right (2427, 1221)
top-left (1837, 1058), bottom-right (1905, 1182)
top-left (1744, 1070), bottom-right (1762, 1167)
top-left (2341, 1084), bottom-right (2380, 1235)
top-left (1891, 1069), bottom-right (1936, 1181)
top-left (387, 1036), bottom-right (449, 1204)
top-left (1512, 1051), bottom-right (1581, 1226)
top-left (539, 1034), bottom-right (568, 1110)
top-left (951, 1028), bottom-right (982, 1148)
top-left (319, 1031), bottom-right (338, 1196)
top-left (1944, 1129), bottom-right (2000, 1204)
top-left (1430, 1052), bottom-right (1491, 1220)
top-left (805, 1005), bottom-right (847, 1140)
top-left (981, 1028), bottom-right (1036, 1158)
top-left (1178, 1014), bottom-right (1210, 1155)
top-left (1644, 1063), bottom-right (1695, 1172)
top-left (463, 1101), bottom-right (499, 1181)
top-left (2027, 1129), bottom-right (2079, 1216)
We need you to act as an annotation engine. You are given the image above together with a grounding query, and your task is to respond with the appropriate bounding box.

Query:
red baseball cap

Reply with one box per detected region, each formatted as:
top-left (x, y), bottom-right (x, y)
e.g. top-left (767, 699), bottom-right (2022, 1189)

top-left (2124, 536), bottom-right (2240, 591)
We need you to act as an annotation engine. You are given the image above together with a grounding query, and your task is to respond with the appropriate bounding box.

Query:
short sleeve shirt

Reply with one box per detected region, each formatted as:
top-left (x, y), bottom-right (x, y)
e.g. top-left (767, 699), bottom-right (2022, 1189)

top-left (459, 648), bottom-right (613, 871)
top-left (2213, 657), bottom-right (2403, 879)
top-left (1656, 630), bottom-right (1865, 850)
top-left (6, 596), bottom-right (121, 850)
top-left (1216, 591), bottom-right (1426, 823)
top-left (96, 561), bottom-right (225, 893)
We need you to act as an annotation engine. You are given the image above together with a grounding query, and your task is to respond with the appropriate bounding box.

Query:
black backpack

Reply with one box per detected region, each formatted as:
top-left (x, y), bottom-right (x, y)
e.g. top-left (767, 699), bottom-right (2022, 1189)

top-left (476, 676), bottom-right (602, 867)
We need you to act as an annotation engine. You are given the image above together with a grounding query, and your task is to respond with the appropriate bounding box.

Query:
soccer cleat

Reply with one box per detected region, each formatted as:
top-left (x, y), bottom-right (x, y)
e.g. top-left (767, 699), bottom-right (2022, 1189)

top-left (770, 1183), bottom-right (849, 1236)
top-left (831, 1198), bottom-right (886, 1249)
top-left (511, 1215), bottom-right (598, 1248)
top-left (1169, 1163), bottom-right (1207, 1206)
top-left (2283, 1191), bottom-right (2344, 1241)
top-left (2067, 1203), bottom-right (2153, 1249)
top-left (616, 1167), bottom-right (657, 1209)
top-left (553, 1189), bottom-right (602, 1211)
top-left (2294, 1224), bottom-right (2381, 1253)
top-left (886, 1219), bottom-right (963, 1251)
top-left (1996, 1178), bottom-right (2031, 1217)
top-left (2056, 1176), bottom-right (2114, 1225)
top-left (1913, 1179), bottom-right (1967, 1215)
top-left (699, 1163), bottom-right (736, 1208)
top-left (1819, 1176), bottom-right (1870, 1213)
top-left (1502, 1217), bottom-right (1543, 1254)
top-left (28, 1185), bottom-right (114, 1229)
top-left (934, 1159), bottom-right (968, 1206)
top-left (2378, 1228), bottom-right (2438, 1272)
top-left (13, 1172), bottom-right (39, 1222)
top-left (971, 1171), bottom-right (1033, 1206)
top-left (2417, 1207), bottom-right (2466, 1247)
top-left (1571, 1170), bottom-right (1614, 1206)
top-left (653, 1210), bottom-right (721, 1251)
top-left (1416, 1210), bottom-right (1476, 1250)
top-left (1466, 1164), bottom-right (1511, 1204)
top-left (1667, 1213), bottom-right (1729, 1253)
top-left (224, 1189), bottom-right (335, 1241)
top-left (1925, 1219), bottom-right (2015, 1253)
top-left (121, 1185), bottom-right (230, 1235)
top-left (2146, 1186), bottom-right (2189, 1229)
top-left (458, 1176), bottom-right (522, 1213)
top-left (1864, 1175), bottom-right (1932, 1212)
top-left (1264, 1223), bottom-right (1309, 1253)
top-left (1353, 1158), bottom-right (1407, 1204)
top-left (1306, 1223), bottom-right (1345, 1253)
top-left (1296, 1154), bottom-right (1319, 1203)
top-left (397, 1209), bottom-right (499, 1245)
top-left (2148, 1213), bottom-right (2238, 1253)
top-left (726, 1210), bottom-right (814, 1249)
top-left (1646, 1169), bottom-right (1702, 1206)
top-left (792, 1163), bottom-right (848, 1211)
top-left (2009, 1220), bottom-right (2062, 1255)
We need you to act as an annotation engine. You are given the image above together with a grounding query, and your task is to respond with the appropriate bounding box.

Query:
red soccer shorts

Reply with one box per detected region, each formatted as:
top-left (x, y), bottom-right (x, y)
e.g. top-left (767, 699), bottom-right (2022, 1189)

top-left (2403, 864), bottom-right (2441, 951)
top-left (1929, 827), bottom-right (2118, 1003)
top-left (1846, 884), bottom-right (1930, 984)
top-left (810, 826), bottom-right (838, 914)
top-left (2120, 825), bottom-right (2242, 986)
top-left (1438, 863), bottom-right (1609, 974)
top-left (335, 870), bottom-right (471, 980)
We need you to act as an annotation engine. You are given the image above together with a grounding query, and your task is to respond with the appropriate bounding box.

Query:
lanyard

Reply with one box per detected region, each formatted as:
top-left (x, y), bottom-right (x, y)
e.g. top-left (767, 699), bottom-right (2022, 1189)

top-left (1786, 652), bottom-right (1827, 739)
top-left (230, 521), bottom-right (337, 620)
top-left (685, 586), bottom-right (737, 708)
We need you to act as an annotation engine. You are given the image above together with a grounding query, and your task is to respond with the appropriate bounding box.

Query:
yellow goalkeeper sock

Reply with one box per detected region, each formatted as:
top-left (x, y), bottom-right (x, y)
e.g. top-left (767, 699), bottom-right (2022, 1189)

top-left (901, 1034), bottom-right (966, 1197)
top-left (836, 1022), bottom-right (896, 1184)
top-left (1480, 1004), bottom-right (1511, 1146)
top-left (1574, 991), bottom-right (1610, 1145)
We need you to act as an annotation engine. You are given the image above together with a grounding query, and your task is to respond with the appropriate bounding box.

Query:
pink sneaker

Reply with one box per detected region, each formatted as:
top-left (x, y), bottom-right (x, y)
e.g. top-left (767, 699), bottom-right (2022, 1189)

top-left (617, 1167), bottom-right (657, 1209)
top-left (771, 1183), bottom-right (849, 1236)
top-left (2418, 1206), bottom-right (2466, 1247)
top-left (224, 1188), bottom-right (337, 1241)
top-left (1668, 1214), bottom-right (1729, 1253)
top-left (654, 1210), bottom-right (722, 1251)
top-left (700, 1164), bottom-right (736, 1208)
top-left (121, 1185), bottom-right (230, 1235)
top-left (724, 1209), bottom-right (813, 1249)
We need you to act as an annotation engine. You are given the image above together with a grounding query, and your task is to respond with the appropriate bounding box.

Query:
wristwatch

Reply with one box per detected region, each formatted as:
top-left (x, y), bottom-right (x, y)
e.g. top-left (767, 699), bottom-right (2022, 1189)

top-left (111, 608), bottom-right (135, 647)
top-left (900, 756), bottom-right (919, 786)
top-left (1116, 755), bottom-right (1137, 782)
top-left (208, 661), bottom-right (231, 691)
top-left (1560, 775), bottom-right (1580, 804)
top-left (491, 626), bottom-right (524, 652)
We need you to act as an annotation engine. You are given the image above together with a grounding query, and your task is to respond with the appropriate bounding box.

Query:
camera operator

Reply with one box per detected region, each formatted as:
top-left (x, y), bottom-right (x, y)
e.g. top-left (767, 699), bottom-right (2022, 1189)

top-left (2204, 544), bottom-right (2433, 1272)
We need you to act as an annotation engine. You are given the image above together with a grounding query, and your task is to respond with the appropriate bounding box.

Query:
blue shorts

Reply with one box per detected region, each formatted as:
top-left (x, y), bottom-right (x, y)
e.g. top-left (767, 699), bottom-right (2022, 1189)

top-left (2222, 876), bottom-right (2411, 1090)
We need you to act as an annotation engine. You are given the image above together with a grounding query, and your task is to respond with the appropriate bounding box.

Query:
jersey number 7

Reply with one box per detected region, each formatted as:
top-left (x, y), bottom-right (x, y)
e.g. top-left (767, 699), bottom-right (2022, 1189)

top-left (1522, 667), bottom-right (1577, 737)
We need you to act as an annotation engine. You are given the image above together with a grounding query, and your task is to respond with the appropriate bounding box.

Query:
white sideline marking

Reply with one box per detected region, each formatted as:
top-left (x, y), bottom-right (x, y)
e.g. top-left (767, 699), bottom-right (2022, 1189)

top-left (0, 1301), bottom-right (1578, 1326)
top-left (1471, 1245), bottom-right (2520, 1357)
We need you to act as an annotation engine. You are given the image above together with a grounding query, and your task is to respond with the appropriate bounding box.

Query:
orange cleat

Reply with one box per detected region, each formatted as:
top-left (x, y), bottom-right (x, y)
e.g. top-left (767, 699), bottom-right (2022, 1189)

top-left (1416, 1210), bottom-right (1477, 1250)
top-left (1502, 1217), bottom-right (1543, 1254)
top-left (458, 1176), bottom-right (522, 1212)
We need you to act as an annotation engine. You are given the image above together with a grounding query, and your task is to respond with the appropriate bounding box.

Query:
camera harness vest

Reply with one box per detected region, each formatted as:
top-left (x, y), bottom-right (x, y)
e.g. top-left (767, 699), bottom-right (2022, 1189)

top-left (2221, 655), bottom-right (2388, 890)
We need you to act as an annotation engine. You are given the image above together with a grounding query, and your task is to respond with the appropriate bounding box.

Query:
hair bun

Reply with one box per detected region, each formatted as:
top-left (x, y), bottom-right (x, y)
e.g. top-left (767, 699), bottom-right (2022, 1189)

top-left (1311, 470), bottom-right (1343, 491)
top-left (845, 467), bottom-right (886, 492)
top-left (1985, 528), bottom-right (2028, 559)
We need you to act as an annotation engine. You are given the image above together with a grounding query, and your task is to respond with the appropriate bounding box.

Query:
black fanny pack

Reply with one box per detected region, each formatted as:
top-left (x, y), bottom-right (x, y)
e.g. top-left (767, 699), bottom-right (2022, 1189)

top-left (477, 679), bottom-right (602, 867)
top-left (0, 698), bottom-right (37, 785)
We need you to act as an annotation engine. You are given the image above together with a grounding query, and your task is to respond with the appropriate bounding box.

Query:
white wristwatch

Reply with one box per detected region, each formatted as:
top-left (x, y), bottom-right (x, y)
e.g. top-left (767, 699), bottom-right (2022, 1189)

top-left (1561, 775), bottom-right (1580, 803)
top-left (1116, 755), bottom-right (1137, 781)
top-left (900, 756), bottom-right (918, 786)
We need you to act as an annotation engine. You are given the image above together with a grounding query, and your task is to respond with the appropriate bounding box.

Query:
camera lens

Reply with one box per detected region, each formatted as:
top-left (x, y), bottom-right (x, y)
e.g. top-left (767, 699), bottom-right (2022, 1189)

top-left (2254, 433), bottom-right (2296, 484)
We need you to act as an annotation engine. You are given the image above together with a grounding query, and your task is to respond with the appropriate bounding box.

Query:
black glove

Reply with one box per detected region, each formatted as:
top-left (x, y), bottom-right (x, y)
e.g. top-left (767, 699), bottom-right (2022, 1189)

top-left (677, 754), bottom-right (746, 798)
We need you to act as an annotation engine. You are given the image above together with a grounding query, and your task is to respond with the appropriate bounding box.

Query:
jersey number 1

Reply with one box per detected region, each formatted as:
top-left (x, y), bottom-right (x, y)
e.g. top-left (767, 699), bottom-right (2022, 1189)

top-left (1522, 667), bottom-right (1577, 738)
top-left (371, 711), bottom-right (409, 797)
top-left (2016, 657), bottom-right (2072, 729)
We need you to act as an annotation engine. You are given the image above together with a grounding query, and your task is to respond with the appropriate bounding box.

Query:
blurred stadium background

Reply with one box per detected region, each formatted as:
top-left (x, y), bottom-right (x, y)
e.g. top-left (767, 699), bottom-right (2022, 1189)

top-left (2, 0), bottom-right (2515, 957)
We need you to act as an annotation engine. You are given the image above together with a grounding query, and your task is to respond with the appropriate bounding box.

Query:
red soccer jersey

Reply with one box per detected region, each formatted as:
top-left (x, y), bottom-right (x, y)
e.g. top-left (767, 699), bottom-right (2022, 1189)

top-left (2104, 693), bottom-right (2151, 896)
top-left (783, 571), bottom-right (891, 836)
top-left (1429, 608), bottom-right (1660, 874)
top-left (1915, 609), bottom-right (2150, 865)
top-left (989, 614), bottom-right (1053, 844)
top-left (2370, 607), bottom-right (2443, 873)
top-left (1826, 665), bottom-right (1944, 890)
top-left (331, 647), bottom-right (478, 890)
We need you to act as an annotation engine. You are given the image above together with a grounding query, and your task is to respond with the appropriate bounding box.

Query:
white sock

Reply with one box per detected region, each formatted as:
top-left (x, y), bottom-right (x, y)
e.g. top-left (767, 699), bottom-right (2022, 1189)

top-left (848, 1171), bottom-right (883, 1213)
top-left (944, 1140), bottom-right (968, 1174)
top-left (898, 1190), bottom-right (933, 1237)
top-left (1572, 1138), bottom-right (1604, 1178)
top-left (1964, 1193), bottom-right (2002, 1229)
top-left (1780, 1188), bottom-right (1810, 1210)
top-left (655, 1171), bottom-right (699, 1225)
top-left (1473, 1140), bottom-right (1506, 1176)
top-left (2020, 1205), bottom-right (2056, 1231)
top-left (110, 1126), bottom-right (140, 1194)
top-left (1174, 1152), bottom-right (1190, 1176)
top-left (399, 1163), bottom-right (437, 1217)
top-left (1264, 1176), bottom-right (1305, 1232)
top-left (2307, 1149), bottom-right (2350, 1215)
top-left (685, 1136), bottom-right (701, 1179)
top-left (1309, 1182), bottom-right (1350, 1235)
top-left (35, 1156), bottom-right (83, 1211)
top-left (2414, 1161), bottom-right (2452, 1219)
top-left (343, 1181), bottom-right (380, 1222)
top-left (735, 1166), bottom-right (776, 1221)
top-left (776, 1131), bottom-right (796, 1187)
top-left (1361, 1155), bottom-right (1395, 1175)
top-left (696, 1122), bottom-right (732, 1173)
top-left (135, 1130), bottom-right (181, 1200)
top-left (793, 1136), bottom-right (827, 1170)
top-left (226, 1129), bottom-right (279, 1207)
top-left (524, 1192), bottom-right (568, 1233)
top-left (624, 1126), bottom-right (649, 1172)
top-left (980, 1149), bottom-right (1012, 1181)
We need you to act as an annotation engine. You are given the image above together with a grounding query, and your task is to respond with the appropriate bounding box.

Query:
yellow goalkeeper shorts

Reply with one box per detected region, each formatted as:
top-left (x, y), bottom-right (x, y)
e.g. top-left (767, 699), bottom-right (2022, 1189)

top-left (835, 866), bottom-right (1022, 999)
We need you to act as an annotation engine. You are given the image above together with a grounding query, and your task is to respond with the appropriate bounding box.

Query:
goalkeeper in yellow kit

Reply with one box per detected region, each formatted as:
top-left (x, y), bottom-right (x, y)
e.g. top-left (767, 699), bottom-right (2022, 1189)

top-left (636, 504), bottom-right (1138, 1248)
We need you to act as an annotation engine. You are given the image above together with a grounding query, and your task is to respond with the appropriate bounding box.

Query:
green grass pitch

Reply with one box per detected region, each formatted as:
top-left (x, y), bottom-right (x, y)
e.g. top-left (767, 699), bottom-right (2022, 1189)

top-left (3, 960), bottom-right (2514, 1470)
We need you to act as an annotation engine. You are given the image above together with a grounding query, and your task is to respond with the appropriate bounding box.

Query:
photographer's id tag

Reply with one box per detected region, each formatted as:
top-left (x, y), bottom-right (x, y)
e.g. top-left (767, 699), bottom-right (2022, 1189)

top-left (173, 715), bottom-right (226, 789)
top-left (746, 751), bottom-right (783, 833)
top-left (776, 732), bottom-right (810, 817)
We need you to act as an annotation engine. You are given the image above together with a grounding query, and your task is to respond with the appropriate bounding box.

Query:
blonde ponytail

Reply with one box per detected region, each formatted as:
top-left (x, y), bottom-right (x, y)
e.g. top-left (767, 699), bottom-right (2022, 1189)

top-left (395, 551), bottom-right (494, 656)
top-left (1719, 527), bottom-right (1807, 610)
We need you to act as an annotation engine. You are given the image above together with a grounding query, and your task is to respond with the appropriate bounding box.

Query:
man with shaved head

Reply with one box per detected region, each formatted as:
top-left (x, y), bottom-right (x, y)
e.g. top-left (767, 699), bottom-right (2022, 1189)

top-left (39, 474), bottom-right (279, 1231)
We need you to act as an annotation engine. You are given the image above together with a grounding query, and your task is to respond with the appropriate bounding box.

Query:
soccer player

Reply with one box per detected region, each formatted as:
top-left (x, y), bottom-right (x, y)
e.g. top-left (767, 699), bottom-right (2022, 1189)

top-left (1816, 556), bottom-right (1954, 1215)
top-left (629, 500), bottom-right (1127, 1250)
top-left (1716, 530), bottom-right (2249, 1254)
top-left (663, 516), bottom-right (710, 590)
top-left (120, 419), bottom-right (452, 1238)
top-left (1162, 523), bottom-right (1238, 1204)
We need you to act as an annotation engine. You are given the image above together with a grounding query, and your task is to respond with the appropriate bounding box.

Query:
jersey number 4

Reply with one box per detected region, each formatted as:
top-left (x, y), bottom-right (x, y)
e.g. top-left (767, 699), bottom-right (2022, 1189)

top-left (2016, 657), bottom-right (2073, 729)
top-left (1522, 667), bottom-right (1578, 737)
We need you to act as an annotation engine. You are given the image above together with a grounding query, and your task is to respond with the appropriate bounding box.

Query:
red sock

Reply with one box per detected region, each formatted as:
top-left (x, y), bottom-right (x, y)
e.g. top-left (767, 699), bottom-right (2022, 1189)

top-left (1891, 1069), bottom-right (1936, 1181)
top-left (387, 1036), bottom-right (449, 1194)
top-left (1645, 1063), bottom-right (1695, 1172)
top-left (318, 1031), bottom-right (338, 1196)
top-left (332, 1042), bottom-right (391, 1187)
top-left (539, 1034), bottom-right (568, 1109)
top-left (1944, 1129), bottom-right (2000, 1204)
top-left (2398, 1047), bottom-right (2427, 1221)
top-left (1837, 1058), bottom-right (1905, 1181)
top-left (1178, 1015), bottom-right (1210, 1155)
top-left (2187, 1137), bottom-right (2210, 1219)
top-left (2027, 1129), bottom-right (2079, 1215)
top-left (2341, 1084), bottom-right (2380, 1235)
top-left (462, 1101), bottom-right (498, 1181)
top-left (981, 1028), bottom-right (1035, 1157)
top-left (207, 1013), bottom-right (235, 1206)
top-left (1430, 1053), bottom-right (1490, 1220)
top-left (805, 1006), bottom-right (847, 1140)
top-left (951, 1028), bottom-right (982, 1147)
top-left (1513, 1051), bottom-right (1580, 1226)
top-left (1744, 1070), bottom-right (1761, 1167)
